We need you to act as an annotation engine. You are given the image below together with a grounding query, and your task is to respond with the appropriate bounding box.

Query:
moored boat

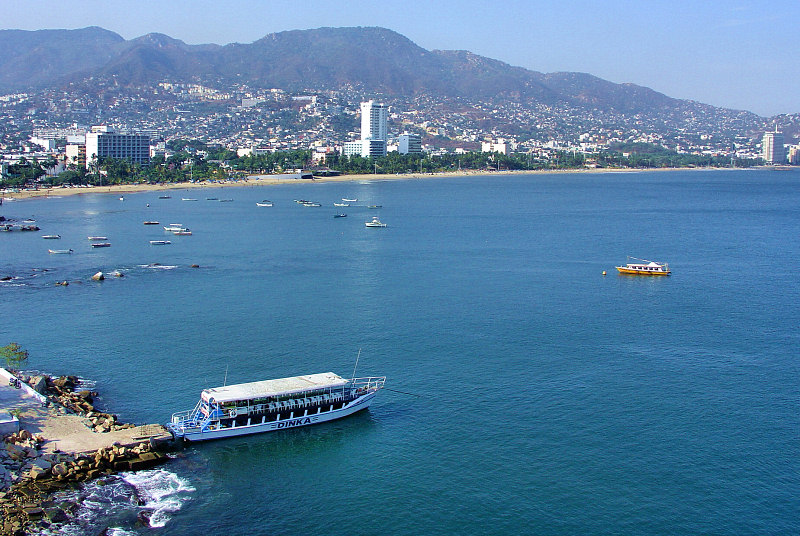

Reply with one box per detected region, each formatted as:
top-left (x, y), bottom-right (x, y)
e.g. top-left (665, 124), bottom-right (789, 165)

top-left (91, 242), bottom-right (111, 248)
top-left (342, 198), bottom-right (357, 202)
top-left (333, 213), bottom-right (347, 218)
top-left (256, 201), bottom-right (273, 207)
top-left (143, 221), bottom-right (160, 225)
top-left (150, 240), bottom-right (171, 245)
top-left (333, 203), bottom-right (349, 207)
top-left (87, 236), bottom-right (107, 241)
top-left (615, 257), bottom-right (671, 276)
top-left (166, 372), bottom-right (385, 442)
top-left (41, 235), bottom-right (61, 239)
top-left (173, 230), bottom-right (192, 235)
top-left (48, 249), bottom-right (73, 254)
top-left (365, 216), bottom-right (387, 228)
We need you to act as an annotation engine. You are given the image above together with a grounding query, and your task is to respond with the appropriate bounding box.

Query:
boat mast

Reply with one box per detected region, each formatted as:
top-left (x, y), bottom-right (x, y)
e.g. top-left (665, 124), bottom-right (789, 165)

top-left (351, 348), bottom-right (362, 383)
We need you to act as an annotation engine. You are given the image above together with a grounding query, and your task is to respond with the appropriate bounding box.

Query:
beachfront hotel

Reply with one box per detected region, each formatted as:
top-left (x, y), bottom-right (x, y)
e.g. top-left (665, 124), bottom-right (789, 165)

top-left (344, 100), bottom-right (388, 158)
top-left (85, 126), bottom-right (151, 168)
top-left (762, 127), bottom-right (786, 164)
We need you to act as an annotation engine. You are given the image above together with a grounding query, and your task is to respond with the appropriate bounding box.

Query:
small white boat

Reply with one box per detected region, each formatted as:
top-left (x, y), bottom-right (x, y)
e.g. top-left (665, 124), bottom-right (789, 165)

top-left (173, 230), bottom-right (192, 236)
top-left (150, 240), bottom-right (171, 245)
top-left (333, 203), bottom-right (349, 207)
top-left (119, 196), bottom-right (124, 201)
top-left (256, 201), bottom-right (273, 207)
top-left (42, 235), bottom-right (61, 239)
top-left (163, 225), bottom-right (184, 232)
top-left (90, 242), bottom-right (111, 248)
top-left (87, 236), bottom-right (107, 241)
top-left (48, 249), bottom-right (73, 254)
top-left (143, 221), bottom-right (160, 225)
top-left (365, 216), bottom-right (387, 228)
top-left (159, 195), bottom-right (171, 199)
top-left (333, 214), bottom-right (347, 218)
top-left (182, 198), bottom-right (198, 201)
top-left (342, 198), bottom-right (357, 202)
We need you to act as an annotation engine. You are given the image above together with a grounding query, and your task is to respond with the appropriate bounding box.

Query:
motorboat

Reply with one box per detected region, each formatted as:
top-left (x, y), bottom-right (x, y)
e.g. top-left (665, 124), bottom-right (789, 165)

top-left (365, 216), bottom-right (387, 228)
top-left (41, 235), bottom-right (61, 239)
top-left (150, 240), bottom-right (171, 245)
top-left (615, 257), bottom-right (671, 276)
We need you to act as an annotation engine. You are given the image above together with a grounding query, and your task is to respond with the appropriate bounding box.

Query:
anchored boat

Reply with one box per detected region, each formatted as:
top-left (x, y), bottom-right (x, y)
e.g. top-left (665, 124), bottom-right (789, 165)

top-left (166, 372), bottom-right (385, 442)
top-left (615, 257), bottom-right (671, 276)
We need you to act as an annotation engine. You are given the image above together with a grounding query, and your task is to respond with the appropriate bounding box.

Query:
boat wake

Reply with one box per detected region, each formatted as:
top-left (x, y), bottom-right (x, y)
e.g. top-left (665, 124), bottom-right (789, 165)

top-left (34, 468), bottom-right (194, 535)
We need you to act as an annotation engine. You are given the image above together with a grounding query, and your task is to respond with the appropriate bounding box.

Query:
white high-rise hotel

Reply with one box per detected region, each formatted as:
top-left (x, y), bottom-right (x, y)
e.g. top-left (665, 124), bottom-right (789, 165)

top-left (344, 100), bottom-right (388, 158)
top-left (762, 126), bottom-right (786, 164)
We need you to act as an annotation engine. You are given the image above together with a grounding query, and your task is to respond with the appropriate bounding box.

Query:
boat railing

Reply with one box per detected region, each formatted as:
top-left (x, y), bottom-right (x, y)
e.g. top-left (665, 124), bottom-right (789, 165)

top-left (348, 376), bottom-right (386, 395)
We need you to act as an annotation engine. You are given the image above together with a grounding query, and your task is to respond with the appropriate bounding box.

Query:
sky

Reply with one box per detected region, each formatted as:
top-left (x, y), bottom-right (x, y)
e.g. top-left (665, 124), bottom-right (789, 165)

top-left (1, 0), bottom-right (797, 117)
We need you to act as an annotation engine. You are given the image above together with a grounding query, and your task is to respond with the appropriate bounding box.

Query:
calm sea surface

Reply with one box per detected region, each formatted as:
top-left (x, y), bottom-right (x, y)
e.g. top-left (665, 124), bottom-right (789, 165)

top-left (2, 169), bottom-right (799, 535)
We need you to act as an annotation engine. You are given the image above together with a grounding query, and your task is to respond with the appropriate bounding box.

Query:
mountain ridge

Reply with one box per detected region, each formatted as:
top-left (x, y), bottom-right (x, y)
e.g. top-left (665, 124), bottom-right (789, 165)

top-left (0, 25), bottom-right (734, 116)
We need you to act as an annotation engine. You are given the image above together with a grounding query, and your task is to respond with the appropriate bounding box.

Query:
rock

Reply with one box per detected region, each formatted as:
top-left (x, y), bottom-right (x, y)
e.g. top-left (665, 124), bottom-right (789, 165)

top-left (44, 507), bottom-right (68, 522)
top-left (91, 272), bottom-right (104, 281)
top-left (190, 264), bottom-right (200, 268)
top-left (29, 375), bottom-right (48, 394)
top-left (6, 444), bottom-right (26, 462)
top-left (111, 270), bottom-right (124, 277)
top-left (23, 506), bottom-right (44, 518)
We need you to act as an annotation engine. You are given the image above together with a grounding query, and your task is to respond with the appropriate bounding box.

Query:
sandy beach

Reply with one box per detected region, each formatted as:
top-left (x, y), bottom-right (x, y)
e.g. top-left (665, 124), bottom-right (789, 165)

top-left (1, 167), bottom-right (649, 201)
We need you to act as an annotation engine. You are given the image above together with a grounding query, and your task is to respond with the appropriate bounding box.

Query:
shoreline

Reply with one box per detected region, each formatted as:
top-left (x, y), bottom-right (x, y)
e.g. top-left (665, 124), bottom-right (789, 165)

top-left (0, 166), bottom-right (746, 201)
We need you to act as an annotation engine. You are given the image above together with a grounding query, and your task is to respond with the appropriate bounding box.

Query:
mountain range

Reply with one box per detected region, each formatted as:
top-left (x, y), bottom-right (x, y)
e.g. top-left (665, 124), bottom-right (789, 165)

top-left (0, 26), bottom-right (748, 119)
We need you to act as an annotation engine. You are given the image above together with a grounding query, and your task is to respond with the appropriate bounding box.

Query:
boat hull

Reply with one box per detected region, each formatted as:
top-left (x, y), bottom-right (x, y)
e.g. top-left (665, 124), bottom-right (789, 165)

top-left (168, 391), bottom-right (378, 442)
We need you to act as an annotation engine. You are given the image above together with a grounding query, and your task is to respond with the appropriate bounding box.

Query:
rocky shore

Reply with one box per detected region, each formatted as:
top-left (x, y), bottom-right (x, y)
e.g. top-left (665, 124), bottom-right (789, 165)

top-left (1, 374), bottom-right (174, 535)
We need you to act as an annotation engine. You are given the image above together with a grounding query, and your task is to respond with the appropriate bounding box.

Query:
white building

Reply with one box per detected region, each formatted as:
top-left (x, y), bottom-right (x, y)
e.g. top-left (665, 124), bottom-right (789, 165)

top-left (398, 132), bottom-right (422, 155)
top-left (85, 126), bottom-right (150, 168)
top-left (344, 139), bottom-right (386, 158)
top-left (360, 100), bottom-right (388, 142)
top-left (762, 127), bottom-right (786, 164)
top-left (481, 140), bottom-right (509, 154)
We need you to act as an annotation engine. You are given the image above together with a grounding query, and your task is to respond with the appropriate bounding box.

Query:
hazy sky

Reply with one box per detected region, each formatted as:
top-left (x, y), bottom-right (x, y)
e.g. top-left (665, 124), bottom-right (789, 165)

top-left (2, 0), bottom-right (796, 116)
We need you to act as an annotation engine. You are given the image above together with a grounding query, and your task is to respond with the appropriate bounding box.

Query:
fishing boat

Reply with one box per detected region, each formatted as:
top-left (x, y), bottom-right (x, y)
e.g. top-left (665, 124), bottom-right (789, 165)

top-left (333, 203), bottom-right (349, 207)
top-left (150, 240), bottom-right (171, 245)
top-left (365, 216), bottom-right (387, 228)
top-left (87, 236), bottom-right (107, 241)
top-left (173, 230), bottom-right (192, 236)
top-left (256, 201), bottom-right (273, 207)
top-left (166, 372), bottom-right (385, 442)
top-left (159, 195), bottom-right (171, 199)
top-left (615, 257), bottom-right (671, 276)
top-left (302, 202), bottom-right (322, 207)
top-left (143, 221), bottom-right (160, 225)
top-left (182, 198), bottom-right (198, 201)
top-left (333, 213), bottom-right (347, 218)
top-left (342, 198), bottom-right (357, 202)
top-left (48, 249), bottom-right (73, 254)
top-left (163, 225), bottom-right (184, 231)
top-left (219, 199), bottom-right (234, 203)
top-left (91, 242), bottom-right (111, 248)
top-left (41, 235), bottom-right (61, 239)
top-left (368, 205), bottom-right (383, 209)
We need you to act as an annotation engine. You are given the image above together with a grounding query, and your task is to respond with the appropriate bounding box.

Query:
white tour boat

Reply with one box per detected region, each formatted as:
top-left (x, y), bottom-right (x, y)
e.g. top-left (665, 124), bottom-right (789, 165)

top-left (166, 372), bottom-right (385, 442)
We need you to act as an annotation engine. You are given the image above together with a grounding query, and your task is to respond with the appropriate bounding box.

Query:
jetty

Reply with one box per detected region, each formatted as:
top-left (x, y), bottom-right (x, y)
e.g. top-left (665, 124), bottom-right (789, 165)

top-left (0, 367), bottom-right (174, 534)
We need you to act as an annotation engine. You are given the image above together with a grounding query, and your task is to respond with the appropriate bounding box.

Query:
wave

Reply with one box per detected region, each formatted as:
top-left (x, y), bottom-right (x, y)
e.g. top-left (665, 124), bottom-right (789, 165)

top-left (33, 468), bottom-right (194, 534)
top-left (121, 468), bottom-right (195, 528)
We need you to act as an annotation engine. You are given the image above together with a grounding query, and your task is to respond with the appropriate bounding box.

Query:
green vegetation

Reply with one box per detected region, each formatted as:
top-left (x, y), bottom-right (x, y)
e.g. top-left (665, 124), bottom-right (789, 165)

top-left (0, 140), bottom-right (761, 190)
top-left (1, 342), bottom-right (29, 372)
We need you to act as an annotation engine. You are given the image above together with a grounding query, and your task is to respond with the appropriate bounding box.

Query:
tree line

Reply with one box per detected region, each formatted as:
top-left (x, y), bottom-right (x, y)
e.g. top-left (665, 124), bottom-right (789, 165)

top-left (1, 142), bottom-right (762, 188)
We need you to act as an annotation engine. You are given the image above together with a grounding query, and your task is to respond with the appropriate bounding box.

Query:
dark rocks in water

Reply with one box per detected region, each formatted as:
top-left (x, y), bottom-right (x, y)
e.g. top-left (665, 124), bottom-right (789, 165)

top-left (190, 264), bottom-right (199, 268)
top-left (1, 275), bottom-right (11, 281)
top-left (137, 510), bottom-right (152, 527)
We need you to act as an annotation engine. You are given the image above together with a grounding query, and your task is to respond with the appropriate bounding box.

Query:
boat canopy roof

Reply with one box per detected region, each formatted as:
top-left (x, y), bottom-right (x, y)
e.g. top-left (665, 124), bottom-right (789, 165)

top-left (201, 372), bottom-right (349, 404)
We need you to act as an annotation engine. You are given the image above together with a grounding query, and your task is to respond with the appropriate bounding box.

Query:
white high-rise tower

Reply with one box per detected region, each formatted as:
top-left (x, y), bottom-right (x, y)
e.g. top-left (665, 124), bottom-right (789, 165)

top-left (762, 126), bottom-right (786, 164)
top-left (360, 100), bottom-right (388, 141)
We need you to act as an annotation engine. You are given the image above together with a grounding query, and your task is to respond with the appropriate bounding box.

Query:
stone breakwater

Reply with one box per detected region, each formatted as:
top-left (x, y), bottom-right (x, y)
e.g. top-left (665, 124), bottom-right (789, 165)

top-left (1, 374), bottom-right (175, 535)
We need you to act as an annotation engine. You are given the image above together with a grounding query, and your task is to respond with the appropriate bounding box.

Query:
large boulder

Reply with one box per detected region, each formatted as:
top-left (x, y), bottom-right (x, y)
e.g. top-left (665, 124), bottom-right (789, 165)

top-left (28, 376), bottom-right (48, 394)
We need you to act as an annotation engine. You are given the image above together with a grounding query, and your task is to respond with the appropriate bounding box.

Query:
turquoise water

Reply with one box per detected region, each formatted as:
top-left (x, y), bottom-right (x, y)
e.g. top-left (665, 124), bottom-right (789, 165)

top-left (2, 169), bottom-right (799, 535)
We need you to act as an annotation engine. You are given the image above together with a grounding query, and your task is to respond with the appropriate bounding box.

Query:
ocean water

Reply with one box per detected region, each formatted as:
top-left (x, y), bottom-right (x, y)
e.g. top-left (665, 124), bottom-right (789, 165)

top-left (2, 169), bottom-right (799, 535)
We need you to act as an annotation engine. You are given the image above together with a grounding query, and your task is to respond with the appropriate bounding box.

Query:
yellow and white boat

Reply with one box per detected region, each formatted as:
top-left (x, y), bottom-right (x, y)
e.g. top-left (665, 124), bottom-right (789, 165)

top-left (615, 257), bottom-right (670, 276)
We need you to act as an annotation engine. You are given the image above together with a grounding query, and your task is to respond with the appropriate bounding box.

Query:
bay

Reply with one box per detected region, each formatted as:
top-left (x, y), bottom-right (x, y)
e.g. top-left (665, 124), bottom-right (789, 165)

top-left (2, 169), bottom-right (799, 535)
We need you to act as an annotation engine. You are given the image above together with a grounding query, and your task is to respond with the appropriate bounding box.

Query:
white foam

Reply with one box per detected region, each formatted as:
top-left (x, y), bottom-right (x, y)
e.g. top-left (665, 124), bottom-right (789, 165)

top-left (121, 468), bottom-right (195, 528)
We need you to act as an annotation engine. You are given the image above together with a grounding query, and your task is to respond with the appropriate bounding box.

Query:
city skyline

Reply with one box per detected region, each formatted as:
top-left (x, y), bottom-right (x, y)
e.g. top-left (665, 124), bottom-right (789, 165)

top-left (0, 0), bottom-right (797, 118)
